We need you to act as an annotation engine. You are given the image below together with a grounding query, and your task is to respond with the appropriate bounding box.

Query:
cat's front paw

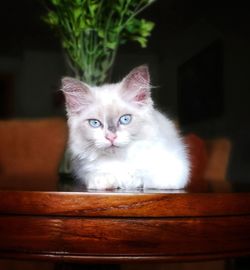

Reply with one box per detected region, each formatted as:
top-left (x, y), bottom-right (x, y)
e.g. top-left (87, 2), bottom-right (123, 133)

top-left (86, 170), bottom-right (142, 190)
top-left (119, 171), bottom-right (143, 190)
top-left (86, 173), bottom-right (119, 190)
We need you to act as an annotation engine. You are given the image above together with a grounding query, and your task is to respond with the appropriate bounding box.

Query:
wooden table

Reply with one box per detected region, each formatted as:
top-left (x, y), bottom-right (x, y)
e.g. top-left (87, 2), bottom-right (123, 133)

top-left (0, 181), bottom-right (250, 264)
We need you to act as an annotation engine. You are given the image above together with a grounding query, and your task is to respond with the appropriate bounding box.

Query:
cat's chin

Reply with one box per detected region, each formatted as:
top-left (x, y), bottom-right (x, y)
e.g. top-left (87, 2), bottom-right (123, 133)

top-left (96, 146), bottom-right (117, 156)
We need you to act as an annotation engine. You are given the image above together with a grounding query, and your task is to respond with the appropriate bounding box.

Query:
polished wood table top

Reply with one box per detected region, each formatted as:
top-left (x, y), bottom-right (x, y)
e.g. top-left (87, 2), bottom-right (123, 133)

top-left (0, 181), bottom-right (250, 264)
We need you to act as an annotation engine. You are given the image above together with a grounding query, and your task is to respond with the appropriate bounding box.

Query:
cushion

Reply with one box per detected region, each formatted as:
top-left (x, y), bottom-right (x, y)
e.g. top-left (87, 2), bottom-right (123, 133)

top-left (0, 118), bottom-right (67, 190)
top-left (184, 133), bottom-right (209, 191)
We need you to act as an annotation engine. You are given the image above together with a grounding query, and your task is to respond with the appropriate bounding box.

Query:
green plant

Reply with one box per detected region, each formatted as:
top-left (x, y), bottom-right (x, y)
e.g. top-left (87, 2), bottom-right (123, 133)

top-left (42, 0), bottom-right (155, 85)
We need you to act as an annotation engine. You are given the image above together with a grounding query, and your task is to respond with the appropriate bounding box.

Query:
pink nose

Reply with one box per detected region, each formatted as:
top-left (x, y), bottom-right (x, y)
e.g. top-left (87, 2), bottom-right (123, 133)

top-left (105, 133), bottom-right (117, 143)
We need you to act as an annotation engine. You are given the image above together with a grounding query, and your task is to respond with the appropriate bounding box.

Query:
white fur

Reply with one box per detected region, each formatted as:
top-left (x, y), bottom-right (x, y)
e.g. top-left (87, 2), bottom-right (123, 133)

top-left (63, 67), bottom-right (190, 190)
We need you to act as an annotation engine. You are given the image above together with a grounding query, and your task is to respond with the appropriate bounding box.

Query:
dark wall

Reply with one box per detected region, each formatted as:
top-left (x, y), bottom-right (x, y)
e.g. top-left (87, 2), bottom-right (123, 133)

top-left (1, 0), bottom-right (250, 181)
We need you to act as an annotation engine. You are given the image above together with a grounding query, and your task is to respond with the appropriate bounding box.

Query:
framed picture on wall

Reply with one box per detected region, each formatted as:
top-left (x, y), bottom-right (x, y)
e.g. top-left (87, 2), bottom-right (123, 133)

top-left (177, 40), bottom-right (223, 126)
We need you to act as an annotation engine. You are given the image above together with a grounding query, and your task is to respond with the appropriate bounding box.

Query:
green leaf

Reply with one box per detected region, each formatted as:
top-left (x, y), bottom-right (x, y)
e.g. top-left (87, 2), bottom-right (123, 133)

top-left (75, 0), bottom-right (84, 5)
top-left (62, 40), bottom-right (71, 49)
top-left (106, 41), bottom-right (117, 50)
top-left (79, 19), bottom-right (86, 30)
top-left (89, 3), bottom-right (98, 17)
top-left (141, 20), bottom-right (155, 33)
top-left (73, 7), bottom-right (82, 21)
top-left (97, 29), bottom-right (105, 38)
top-left (132, 36), bottom-right (147, 48)
top-left (43, 11), bottom-right (59, 26)
top-left (51, 0), bottom-right (61, 6)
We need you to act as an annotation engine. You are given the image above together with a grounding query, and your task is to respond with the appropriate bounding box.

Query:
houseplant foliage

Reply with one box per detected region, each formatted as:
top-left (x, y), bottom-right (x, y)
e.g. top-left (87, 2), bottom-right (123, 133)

top-left (43, 0), bottom-right (155, 85)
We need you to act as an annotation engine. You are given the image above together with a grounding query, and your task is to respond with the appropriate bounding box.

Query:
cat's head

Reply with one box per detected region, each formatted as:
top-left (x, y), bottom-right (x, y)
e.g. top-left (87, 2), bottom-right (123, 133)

top-left (62, 65), bottom-right (154, 154)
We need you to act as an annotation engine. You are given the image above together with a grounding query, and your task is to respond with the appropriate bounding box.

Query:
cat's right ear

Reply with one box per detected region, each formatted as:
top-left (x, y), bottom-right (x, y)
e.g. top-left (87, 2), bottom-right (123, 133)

top-left (61, 77), bottom-right (92, 115)
top-left (121, 65), bottom-right (152, 106)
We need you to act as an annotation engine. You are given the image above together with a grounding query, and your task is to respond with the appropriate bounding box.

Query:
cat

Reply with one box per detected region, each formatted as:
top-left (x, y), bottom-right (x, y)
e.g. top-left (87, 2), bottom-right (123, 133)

top-left (62, 65), bottom-right (190, 190)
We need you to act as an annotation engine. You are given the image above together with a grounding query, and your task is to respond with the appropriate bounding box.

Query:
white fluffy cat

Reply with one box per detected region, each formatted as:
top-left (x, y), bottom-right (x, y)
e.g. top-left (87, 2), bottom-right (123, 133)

top-left (62, 65), bottom-right (190, 190)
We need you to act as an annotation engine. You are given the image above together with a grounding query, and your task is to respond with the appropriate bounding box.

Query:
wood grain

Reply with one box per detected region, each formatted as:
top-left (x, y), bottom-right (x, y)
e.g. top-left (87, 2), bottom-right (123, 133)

top-left (0, 216), bottom-right (250, 257)
top-left (0, 191), bottom-right (250, 217)
top-left (0, 189), bottom-right (250, 263)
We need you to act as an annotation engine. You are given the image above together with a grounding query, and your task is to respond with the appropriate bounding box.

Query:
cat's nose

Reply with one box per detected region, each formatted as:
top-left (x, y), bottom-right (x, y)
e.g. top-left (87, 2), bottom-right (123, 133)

top-left (105, 133), bottom-right (117, 143)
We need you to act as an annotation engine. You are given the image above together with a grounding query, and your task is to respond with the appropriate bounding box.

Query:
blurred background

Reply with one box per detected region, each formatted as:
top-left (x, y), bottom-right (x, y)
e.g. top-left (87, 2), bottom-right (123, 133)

top-left (1, 0), bottom-right (250, 183)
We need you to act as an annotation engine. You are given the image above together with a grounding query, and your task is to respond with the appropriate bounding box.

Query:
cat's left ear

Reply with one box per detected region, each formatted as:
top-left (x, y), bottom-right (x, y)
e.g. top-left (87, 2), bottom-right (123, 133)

top-left (121, 65), bottom-right (152, 106)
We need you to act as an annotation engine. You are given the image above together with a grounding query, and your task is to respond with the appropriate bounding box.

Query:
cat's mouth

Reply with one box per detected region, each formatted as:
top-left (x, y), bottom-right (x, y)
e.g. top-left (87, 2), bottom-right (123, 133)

top-left (105, 143), bottom-right (121, 152)
top-left (102, 144), bottom-right (119, 154)
top-left (109, 144), bottom-right (119, 149)
top-left (100, 140), bottom-right (127, 151)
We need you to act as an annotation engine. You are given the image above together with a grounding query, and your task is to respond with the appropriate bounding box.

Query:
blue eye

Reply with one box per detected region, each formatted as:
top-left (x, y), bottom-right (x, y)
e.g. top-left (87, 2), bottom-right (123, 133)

top-left (119, 114), bottom-right (132, 125)
top-left (88, 119), bottom-right (102, 128)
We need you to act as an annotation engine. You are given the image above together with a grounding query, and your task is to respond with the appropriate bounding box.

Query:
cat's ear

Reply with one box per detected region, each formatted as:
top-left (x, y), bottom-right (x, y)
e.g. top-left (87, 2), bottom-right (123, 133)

top-left (121, 65), bottom-right (152, 106)
top-left (61, 77), bottom-right (92, 114)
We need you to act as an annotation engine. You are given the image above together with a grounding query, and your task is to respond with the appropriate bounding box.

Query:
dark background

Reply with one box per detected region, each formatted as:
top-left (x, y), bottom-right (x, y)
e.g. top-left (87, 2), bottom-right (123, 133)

top-left (0, 0), bottom-right (250, 182)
